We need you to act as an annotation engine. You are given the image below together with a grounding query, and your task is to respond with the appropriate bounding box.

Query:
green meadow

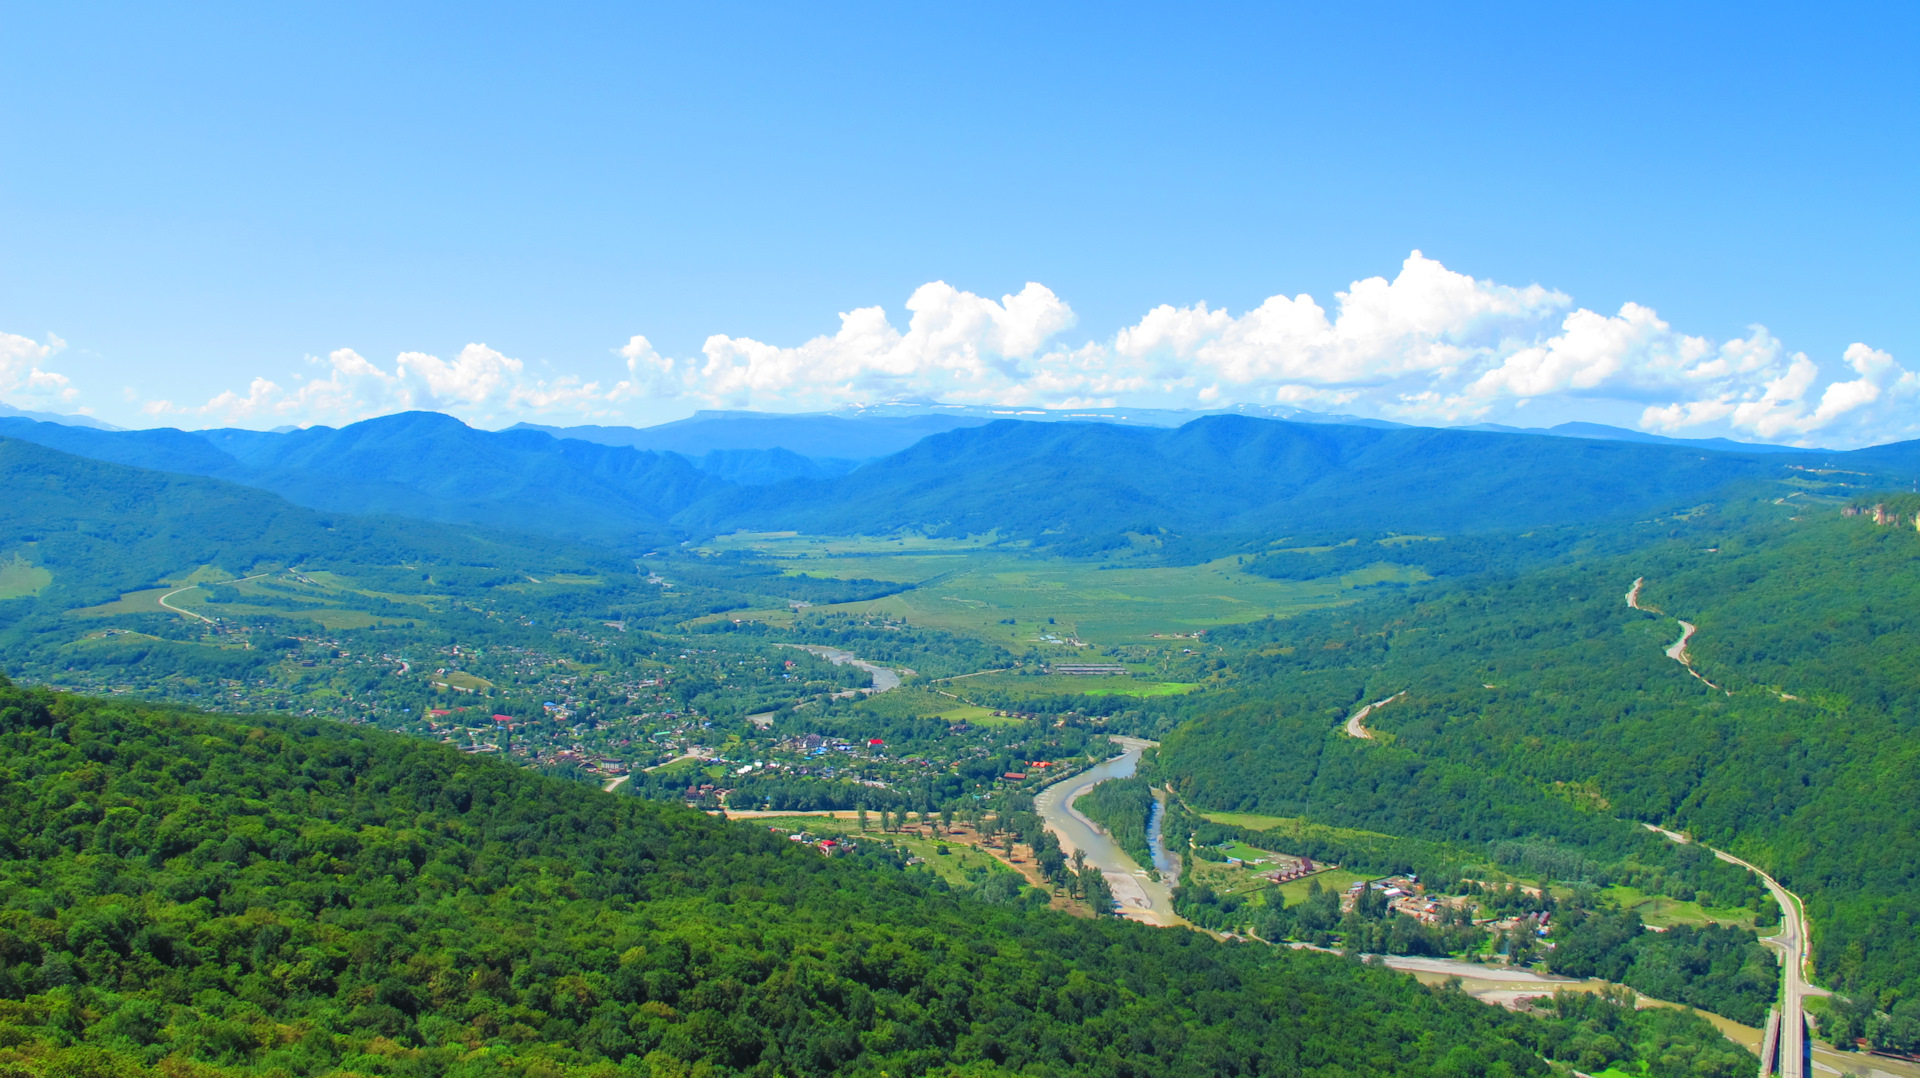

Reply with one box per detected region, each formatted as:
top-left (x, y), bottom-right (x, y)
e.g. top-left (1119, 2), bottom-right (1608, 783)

top-left (696, 535), bottom-right (1423, 647)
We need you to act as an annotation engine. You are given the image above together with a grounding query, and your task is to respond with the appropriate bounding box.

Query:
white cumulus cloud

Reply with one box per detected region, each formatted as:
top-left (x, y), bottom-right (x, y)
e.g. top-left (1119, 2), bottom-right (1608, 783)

top-left (148, 344), bottom-right (614, 428)
top-left (0, 331), bottom-right (77, 406)
top-left (128, 253), bottom-right (1912, 448)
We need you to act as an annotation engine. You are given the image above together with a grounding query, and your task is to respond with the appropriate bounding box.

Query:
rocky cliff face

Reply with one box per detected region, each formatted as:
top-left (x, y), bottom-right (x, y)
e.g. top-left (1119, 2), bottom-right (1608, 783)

top-left (1843, 498), bottom-right (1920, 529)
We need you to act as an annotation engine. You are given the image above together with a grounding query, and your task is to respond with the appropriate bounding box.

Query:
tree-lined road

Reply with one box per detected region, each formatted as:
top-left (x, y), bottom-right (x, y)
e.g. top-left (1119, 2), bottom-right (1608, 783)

top-left (1644, 824), bottom-right (1811, 1077)
top-left (1343, 691), bottom-right (1404, 739)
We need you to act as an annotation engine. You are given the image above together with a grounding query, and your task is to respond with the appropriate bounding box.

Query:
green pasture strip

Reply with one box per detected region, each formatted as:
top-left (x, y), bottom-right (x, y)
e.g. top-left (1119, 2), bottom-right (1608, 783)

top-left (1602, 885), bottom-right (1758, 929)
top-left (1083, 680), bottom-right (1199, 697)
top-left (1218, 840), bottom-right (1284, 863)
top-left (0, 554), bottom-right (52, 599)
top-left (779, 553), bottom-right (999, 584)
top-left (700, 532), bottom-right (1008, 557)
top-left (1201, 812), bottom-right (1401, 844)
top-left (68, 586), bottom-right (178, 617)
top-left (1203, 811), bottom-right (1292, 831)
top-left (946, 672), bottom-right (1198, 698)
top-left (791, 553), bottom-right (1410, 647)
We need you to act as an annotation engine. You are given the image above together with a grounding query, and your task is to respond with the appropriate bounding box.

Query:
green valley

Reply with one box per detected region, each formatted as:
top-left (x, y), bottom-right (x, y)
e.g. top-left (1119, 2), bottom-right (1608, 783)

top-left (8, 418), bottom-right (1920, 1071)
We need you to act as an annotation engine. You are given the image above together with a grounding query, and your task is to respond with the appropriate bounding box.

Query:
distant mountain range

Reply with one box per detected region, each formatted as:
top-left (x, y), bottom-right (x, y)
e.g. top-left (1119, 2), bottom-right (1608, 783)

top-left (522, 403), bottom-right (1824, 459)
top-left (511, 402), bottom-right (1409, 461)
top-left (1456, 419), bottom-right (1821, 454)
top-left (0, 401), bottom-right (121, 431)
top-left (682, 416), bottom-right (1858, 548)
top-left (3, 406), bottom-right (1914, 556)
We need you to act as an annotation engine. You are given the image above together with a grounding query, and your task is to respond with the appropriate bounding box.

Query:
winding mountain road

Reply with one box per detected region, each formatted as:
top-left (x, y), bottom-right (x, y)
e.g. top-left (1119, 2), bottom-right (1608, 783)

top-left (159, 572), bottom-right (270, 624)
top-left (1625, 576), bottom-right (1725, 691)
top-left (1342, 691), bottom-right (1405, 739)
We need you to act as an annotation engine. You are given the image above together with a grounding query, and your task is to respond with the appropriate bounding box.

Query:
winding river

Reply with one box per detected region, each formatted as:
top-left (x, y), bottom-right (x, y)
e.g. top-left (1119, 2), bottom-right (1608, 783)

top-left (1032, 736), bottom-right (1184, 926)
top-left (784, 644), bottom-right (903, 692)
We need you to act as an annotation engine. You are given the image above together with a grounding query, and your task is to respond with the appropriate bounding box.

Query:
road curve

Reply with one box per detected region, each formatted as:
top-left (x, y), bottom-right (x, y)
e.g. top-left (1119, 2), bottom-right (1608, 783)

top-left (157, 587), bottom-right (214, 623)
top-left (1666, 620), bottom-right (1698, 664)
top-left (1343, 691), bottom-right (1405, 739)
top-left (1625, 578), bottom-right (1726, 692)
top-left (1644, 824), bottom-right (1811, 1077)
top-left (158, 572), bottom-right (270, 624)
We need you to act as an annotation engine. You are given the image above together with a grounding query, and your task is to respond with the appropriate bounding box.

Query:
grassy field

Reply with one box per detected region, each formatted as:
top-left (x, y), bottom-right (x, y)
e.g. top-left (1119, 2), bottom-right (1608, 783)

top-left (1601, 885), bottom-right (1758, 929)
top-left (1202, 811), bottom-right (1293, 830)
top-left (432, 671), bottom-right (495, 692)
top-left (1276, 869), bottom-right (1372, 907)
top-left (0, 555), bottom-right (52, 599)
top-left (1218, 840), bottom-right (1285, 863)
top-left (697, 535), bottom-right (1421, 647)
top-left (68, 566), bottom-right (437, 629)
top-left (826, 556), bottom-right (1421, 646)
top-left (69, 586), bottom-right (179, 618)
top-left (945, 672), bottom-right (1200, 698)
top-left (701, 532), bottom-right (1010, 558)
top-left (1201, 812), bottom-right (1401, 846)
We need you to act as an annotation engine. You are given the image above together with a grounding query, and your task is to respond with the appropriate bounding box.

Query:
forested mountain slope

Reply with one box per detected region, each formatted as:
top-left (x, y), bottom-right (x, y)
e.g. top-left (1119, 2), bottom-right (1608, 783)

top-left (1146, 495), bottom-right (1920, 1006)
top-left (0, 681), bottom-right (1751, 1078)
top-left (687, 416), bottom-right (1899, 547)
top-left (198, 413), bottom-right (723, 544)
top-left (0, 414), bottom-right (725, 547)
top-left (513, 410), bottom-right (991, 458)
top-left (13, 410), bottom-right (1918, 556)
top-left (0, 437), bottom-right (617, 612)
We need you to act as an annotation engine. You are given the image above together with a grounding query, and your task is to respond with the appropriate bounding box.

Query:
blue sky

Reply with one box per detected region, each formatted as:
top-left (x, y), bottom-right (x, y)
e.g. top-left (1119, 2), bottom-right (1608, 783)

top-left (2, 2), bottom-right (1915, 445)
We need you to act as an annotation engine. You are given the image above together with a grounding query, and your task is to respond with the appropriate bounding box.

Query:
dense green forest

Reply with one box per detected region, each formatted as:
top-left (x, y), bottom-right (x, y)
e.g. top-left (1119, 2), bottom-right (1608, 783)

top-left (1126, 494), bottom-right (1920, 1028)
top-left (0, 680), bottom-right (1759, 1077)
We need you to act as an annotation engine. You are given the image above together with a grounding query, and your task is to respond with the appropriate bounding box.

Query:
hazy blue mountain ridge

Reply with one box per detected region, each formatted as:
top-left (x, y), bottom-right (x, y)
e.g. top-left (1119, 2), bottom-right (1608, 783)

top-left (682, 416), bottom-right (1846, 544)
top-left (1461, 419), bottom-right (1823, 454)
top-left (0, 417), bottom-right (252, 478)
top-left (2, 412), bottom-right (727, 546)
top-left (5, 409), bottom-right (1918, 554)
top-left (511, 410), bottom-right (990, 458)
top-left (683, 446), bottom-right (862, 484)
top-left (0, 435), bottom-right (618, 611)
top-left (0, 402), bottom-right (122, 430)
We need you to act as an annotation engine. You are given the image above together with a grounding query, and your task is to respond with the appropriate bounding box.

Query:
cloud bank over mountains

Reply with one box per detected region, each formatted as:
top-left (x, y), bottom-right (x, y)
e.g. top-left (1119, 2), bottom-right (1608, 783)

top-left (25, 253), bottom-right (1919, 448)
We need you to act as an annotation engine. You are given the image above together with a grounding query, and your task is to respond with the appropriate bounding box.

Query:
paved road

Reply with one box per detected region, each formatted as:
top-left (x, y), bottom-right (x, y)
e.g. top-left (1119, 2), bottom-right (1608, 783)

top-left (1626, 575), bottom-right (1728, 690)
top-left (1723, 847), bottom-right (1810, 1077)
top-left (1644, 824), bottom-right (1811, 1077)
top-left (1342, 691), bottom-right (1405, 739)
top-left (158, 572), bottom-right (269, 623)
